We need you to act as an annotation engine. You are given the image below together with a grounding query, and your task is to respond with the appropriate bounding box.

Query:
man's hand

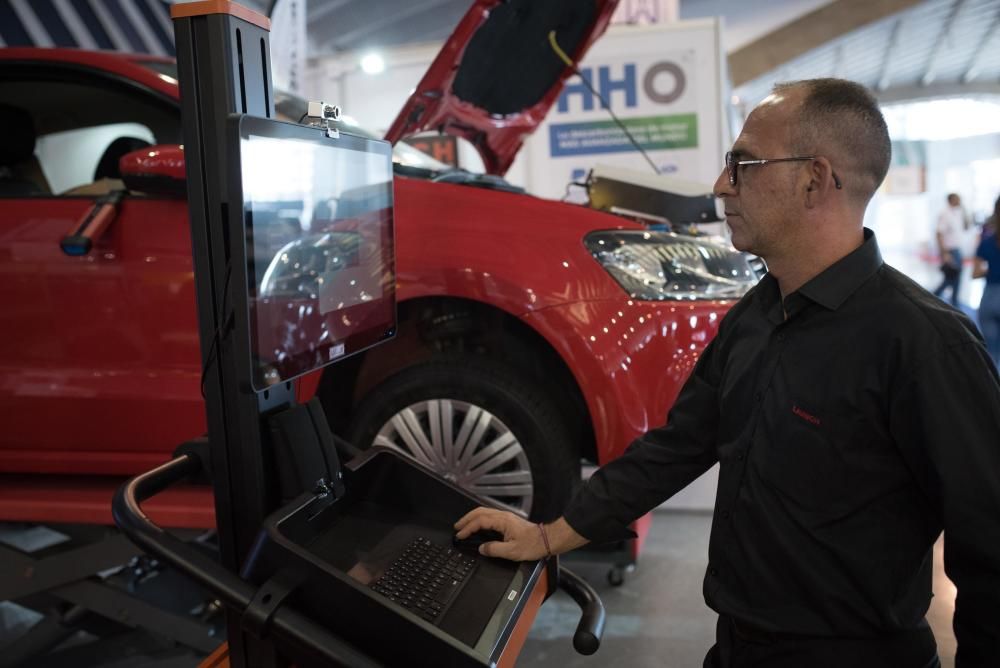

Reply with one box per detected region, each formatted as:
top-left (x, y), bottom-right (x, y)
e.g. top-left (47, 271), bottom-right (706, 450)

top-left (454, 507), bottom-right (588, 561)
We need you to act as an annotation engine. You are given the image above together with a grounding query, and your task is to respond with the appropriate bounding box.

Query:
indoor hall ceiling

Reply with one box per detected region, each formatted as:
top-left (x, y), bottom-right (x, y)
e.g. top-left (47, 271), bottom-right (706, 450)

top-left (733, 0), bottom-right (1000, 110)
top-left (239, 0), bottom-right (1000, 109)
top-left (188, 0), bottom-right (469, 51)
top-left (304, 0), bottom-right (472, 53)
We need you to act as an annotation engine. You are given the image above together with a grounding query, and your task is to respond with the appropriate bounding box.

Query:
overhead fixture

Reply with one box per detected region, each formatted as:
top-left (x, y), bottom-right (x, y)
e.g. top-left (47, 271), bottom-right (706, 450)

top-left (360, 53), bottom-right (385, 75)
top-left (882, 98), bottom-right (1000, 141)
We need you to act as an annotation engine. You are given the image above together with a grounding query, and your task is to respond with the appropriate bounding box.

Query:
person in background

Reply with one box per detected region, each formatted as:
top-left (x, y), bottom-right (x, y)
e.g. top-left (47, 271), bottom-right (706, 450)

top-left (974, 196), bottom-right (1000, 368)
top-left (933, 193), bottom-right (969, 306)
top-left (982, 194), bottom-right (999, 240)
top-left (456, 78), bottom-right (1000, 668)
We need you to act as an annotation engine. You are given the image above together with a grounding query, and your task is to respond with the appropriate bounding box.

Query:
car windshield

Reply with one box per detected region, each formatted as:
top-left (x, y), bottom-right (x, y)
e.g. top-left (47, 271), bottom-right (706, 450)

top-left (133, 58), bottom-right (455, 174)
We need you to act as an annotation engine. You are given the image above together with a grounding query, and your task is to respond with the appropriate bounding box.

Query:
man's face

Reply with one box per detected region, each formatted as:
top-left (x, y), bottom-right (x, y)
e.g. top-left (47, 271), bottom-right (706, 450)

top-left (713, 93), bottom-right (804, 257)
top-left (949, 195), bottom-right (961, 207)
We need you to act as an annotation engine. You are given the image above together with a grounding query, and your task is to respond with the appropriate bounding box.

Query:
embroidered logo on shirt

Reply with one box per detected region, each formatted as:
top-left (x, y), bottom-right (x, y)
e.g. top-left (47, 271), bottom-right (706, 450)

top-left (792, 405), bottom-right (821, 426)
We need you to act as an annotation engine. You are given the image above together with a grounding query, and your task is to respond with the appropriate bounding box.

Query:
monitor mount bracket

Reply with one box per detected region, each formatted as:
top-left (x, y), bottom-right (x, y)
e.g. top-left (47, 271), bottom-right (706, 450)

top-left (304, 100), bottom-right (342, 138)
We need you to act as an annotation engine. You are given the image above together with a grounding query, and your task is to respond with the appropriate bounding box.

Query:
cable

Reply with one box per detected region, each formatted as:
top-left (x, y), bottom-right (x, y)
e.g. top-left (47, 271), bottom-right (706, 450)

top-left (200, 265), bottom-right (234, 399)
top-left (562, 180), bottom-right (589, 202)
top-left (298, 112), bottom-right (308, 124)
top-left (548, 30), bottom-right (660, 175)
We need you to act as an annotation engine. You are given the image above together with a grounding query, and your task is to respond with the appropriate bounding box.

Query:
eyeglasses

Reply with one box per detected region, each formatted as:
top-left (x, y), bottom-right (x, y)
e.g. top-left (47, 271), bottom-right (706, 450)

top-left (725, 151), bottom-right (843, 190)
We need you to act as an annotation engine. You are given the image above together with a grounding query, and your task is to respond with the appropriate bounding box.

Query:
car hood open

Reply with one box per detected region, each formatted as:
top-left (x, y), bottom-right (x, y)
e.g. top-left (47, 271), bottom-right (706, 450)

top-left (383, 0), bottom-right (619, 176)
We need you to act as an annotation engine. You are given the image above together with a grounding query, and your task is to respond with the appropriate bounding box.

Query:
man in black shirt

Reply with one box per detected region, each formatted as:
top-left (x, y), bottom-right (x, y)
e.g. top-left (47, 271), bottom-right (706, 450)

top-left (455, 78), bottom-right (1000, 667)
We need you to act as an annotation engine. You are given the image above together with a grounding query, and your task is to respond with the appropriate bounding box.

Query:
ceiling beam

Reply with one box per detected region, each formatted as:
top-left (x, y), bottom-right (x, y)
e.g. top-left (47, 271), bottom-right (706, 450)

top-left (831, 44), bottom-right (844, 79)
top-left (877, 18), bottom-right (903, 92)
top-left (307, 0), bottom-right (352, 24)
top-left (875, 80), bottom-right (1000, 104)
top-left (921, 0), bottom-right (967, 86)
top-left (728, 0), bottom-right (924, 87)
top-left (321, 0), bottom-right (455, 52)
top-left (961, 3), bottom-right (1000, 83)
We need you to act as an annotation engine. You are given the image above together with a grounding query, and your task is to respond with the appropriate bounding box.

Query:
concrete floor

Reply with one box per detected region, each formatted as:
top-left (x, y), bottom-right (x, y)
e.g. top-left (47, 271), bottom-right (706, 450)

top-left (519, 509), bottom-right (958, 668)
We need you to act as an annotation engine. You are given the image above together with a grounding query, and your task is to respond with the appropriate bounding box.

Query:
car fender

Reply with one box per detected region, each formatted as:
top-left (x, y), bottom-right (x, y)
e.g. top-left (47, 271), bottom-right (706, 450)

top-left (522, 298), bottom-right (729, 465)
top-left (392, 177), bottom-right (639, 313)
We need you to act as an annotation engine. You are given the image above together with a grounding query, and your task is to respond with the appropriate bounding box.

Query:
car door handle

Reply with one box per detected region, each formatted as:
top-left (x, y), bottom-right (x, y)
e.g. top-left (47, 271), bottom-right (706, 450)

top-left (60, 190), bottom-right (126, 256)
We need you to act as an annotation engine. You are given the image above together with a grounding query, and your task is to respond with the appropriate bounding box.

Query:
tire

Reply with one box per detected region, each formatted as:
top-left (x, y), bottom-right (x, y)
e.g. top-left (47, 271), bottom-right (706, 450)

top-left (347, 356), bottom-right (579, 521)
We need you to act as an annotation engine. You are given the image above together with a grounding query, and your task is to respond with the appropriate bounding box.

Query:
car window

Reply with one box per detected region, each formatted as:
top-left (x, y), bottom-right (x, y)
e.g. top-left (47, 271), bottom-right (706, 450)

top-left (0, 66), bottom-right (180, 197)
top-left (36, 122), bottom-right (156, 194)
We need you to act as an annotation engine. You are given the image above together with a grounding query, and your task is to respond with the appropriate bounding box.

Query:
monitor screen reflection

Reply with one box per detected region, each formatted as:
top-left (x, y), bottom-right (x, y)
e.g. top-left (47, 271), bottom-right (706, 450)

top-left (240, 130), bottom-right (395, 389)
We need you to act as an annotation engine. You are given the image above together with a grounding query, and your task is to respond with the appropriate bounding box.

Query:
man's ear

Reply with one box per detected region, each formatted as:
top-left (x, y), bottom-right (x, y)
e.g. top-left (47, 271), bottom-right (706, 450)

top-left (804, 157), bottom-right (834, 206)
top-left (803, 171), bottom-right (820, 206)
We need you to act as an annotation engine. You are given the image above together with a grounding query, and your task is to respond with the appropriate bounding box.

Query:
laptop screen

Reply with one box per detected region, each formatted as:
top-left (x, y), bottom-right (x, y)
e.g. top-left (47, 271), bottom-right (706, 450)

top-left (233, 116), bottom-right (396, 390)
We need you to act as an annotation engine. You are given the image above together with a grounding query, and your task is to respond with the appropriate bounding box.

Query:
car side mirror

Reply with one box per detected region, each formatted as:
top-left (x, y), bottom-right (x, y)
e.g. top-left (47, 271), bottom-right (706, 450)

top-left (120, 144), bottom-right (186, 197)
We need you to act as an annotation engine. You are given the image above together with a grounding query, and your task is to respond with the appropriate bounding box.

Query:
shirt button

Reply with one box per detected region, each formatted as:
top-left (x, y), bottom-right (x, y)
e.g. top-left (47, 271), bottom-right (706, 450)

top-left (754, 392), bottom-right (762, 402)
top-left (777, 333), bottom-right (786, 342)
top-left (720, 510), bottom-right (731, 520)
top-left (736, 451), bottom-right (745, 461)
top-left (710, 567), bottom-right (719, 577)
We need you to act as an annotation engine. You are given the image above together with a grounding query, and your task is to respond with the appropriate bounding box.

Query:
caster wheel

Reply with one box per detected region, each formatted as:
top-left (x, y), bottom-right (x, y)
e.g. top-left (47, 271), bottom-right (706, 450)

top-left (607, 566), bottom-right (625, 587)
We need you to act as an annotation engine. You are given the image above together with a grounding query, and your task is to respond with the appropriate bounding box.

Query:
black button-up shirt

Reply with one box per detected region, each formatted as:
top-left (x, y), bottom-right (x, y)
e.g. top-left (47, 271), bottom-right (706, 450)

top-left (563, 229), bottom-right (1000, 663)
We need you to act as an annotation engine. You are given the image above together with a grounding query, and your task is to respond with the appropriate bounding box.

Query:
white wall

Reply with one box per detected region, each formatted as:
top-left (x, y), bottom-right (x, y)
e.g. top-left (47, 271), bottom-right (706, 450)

top-left (925, 133), bottom-right (1000, 226)
top-left (869, 132), bottom-right (1000, 307)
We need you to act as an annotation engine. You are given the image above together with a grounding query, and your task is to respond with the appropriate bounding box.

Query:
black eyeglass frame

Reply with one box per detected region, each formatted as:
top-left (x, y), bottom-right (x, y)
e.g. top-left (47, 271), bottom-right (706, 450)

top-left (725, 151), bottom-right (843, 190)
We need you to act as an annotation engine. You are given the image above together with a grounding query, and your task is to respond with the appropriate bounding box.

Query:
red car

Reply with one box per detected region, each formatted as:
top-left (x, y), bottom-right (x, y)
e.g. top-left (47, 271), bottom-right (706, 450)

top-left (0, 2), bottom-right (754, 542)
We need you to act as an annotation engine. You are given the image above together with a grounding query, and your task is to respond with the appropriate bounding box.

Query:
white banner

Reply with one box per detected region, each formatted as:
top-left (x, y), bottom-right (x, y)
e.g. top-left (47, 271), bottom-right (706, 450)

top-left (270, 0), bottom-right (307, 93)
top-left (611, 0), bottom-right (679, 25)
top-left (523, 19), bottom-right (728, 200)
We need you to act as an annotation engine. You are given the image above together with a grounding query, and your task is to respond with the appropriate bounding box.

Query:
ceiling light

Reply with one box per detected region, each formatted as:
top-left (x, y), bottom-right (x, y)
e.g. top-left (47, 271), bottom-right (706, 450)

top-left (360, 53), bottom-right (385, 75)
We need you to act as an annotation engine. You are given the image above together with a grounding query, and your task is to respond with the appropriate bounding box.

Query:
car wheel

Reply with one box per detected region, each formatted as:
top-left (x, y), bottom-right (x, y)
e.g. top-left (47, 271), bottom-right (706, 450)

top-left (347, 356), bottom-right (578, 521)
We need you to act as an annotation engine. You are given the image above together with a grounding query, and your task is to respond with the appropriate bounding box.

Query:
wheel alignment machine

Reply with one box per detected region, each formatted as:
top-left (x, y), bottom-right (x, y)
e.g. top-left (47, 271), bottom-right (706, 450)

top-left (111, 2), bottom-right (605, 667)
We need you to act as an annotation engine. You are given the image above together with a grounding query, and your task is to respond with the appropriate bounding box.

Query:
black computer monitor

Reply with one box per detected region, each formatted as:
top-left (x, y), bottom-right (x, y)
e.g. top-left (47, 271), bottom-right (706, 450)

top-left (229, 115), bottom-right (396, 391)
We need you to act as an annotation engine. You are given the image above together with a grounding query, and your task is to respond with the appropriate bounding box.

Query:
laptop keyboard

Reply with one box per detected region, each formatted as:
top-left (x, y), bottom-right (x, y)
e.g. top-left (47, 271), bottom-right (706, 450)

top-left (370, 536), bottom-right (478, 622)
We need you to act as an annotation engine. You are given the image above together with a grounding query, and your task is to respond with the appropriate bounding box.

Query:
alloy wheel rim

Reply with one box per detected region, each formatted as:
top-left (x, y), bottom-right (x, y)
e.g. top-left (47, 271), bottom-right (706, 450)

top-left (373, 399), bottom-right (533, 515)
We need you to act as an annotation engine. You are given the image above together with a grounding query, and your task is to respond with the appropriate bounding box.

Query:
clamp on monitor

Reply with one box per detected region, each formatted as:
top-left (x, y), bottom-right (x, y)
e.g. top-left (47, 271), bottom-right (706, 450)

top-left (303, 100), bottom-right (342, 138)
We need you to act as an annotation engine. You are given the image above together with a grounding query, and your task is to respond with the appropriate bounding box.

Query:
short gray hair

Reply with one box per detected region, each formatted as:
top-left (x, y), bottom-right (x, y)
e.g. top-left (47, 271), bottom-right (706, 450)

top-left (772, 78), bottom-right (891, 205)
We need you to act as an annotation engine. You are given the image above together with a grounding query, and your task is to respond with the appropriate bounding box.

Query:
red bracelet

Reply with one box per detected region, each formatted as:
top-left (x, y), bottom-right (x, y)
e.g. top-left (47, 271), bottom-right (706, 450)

top-left (537, 522), bottom-right (552, 558)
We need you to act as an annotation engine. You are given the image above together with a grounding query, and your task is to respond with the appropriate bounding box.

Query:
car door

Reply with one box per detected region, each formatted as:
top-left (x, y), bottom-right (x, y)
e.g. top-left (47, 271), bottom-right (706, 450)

top-left (0, 62), bottom-right (204, 475)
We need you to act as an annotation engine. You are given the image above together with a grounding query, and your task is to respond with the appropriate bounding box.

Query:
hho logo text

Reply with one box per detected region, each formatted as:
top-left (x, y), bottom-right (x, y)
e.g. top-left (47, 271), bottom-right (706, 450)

top-left (557, 61), bottom-right (686, 113)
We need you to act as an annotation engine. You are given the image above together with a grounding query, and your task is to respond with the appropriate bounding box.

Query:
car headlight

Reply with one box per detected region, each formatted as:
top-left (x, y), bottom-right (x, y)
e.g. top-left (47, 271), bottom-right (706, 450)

top-left (584, 230), bottom-right (758, 300)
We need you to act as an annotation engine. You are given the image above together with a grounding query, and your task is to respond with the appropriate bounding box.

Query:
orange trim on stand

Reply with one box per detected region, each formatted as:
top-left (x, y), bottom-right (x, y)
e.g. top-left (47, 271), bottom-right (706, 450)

top-left (631, 511), bottom-right (653, 560)
top-left (169, 1), bottom-right (271, 31)
top-left (498, 567), bottom-right (549, 668)
top-left (198, 641), bottom-right (229, 668)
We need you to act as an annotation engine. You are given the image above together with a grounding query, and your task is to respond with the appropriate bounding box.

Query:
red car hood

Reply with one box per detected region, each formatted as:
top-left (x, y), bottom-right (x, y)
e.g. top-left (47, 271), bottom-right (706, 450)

top-left (384, 0), bottom-right (619, 176)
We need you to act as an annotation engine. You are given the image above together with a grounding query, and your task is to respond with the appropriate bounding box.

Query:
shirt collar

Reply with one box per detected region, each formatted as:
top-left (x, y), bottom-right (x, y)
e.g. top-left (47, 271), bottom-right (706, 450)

top-left (795, 227), bottom-right (883, 311)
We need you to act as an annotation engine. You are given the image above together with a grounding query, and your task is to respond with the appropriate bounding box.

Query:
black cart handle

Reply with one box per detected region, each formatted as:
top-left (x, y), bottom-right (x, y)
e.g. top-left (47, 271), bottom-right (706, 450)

top-left (557, 566), bottom-right (605, 655)
top-left (111, 454), bottom-right (383, 668)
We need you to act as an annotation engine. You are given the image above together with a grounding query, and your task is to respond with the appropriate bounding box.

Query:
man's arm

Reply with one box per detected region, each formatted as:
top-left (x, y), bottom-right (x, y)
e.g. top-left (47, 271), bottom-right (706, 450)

top-left (890, 340), bottom-right (1000, 666)
top-left (455, 329), bottom-right (726, 557)
top-left (973, 238), bottom-right (991, 279)
top-left (972, 257), bottom-right (988, 280)
top-left (937, 210), bottom-right (956, 265)
top-left (937, 230), bottom-right (953, 266)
